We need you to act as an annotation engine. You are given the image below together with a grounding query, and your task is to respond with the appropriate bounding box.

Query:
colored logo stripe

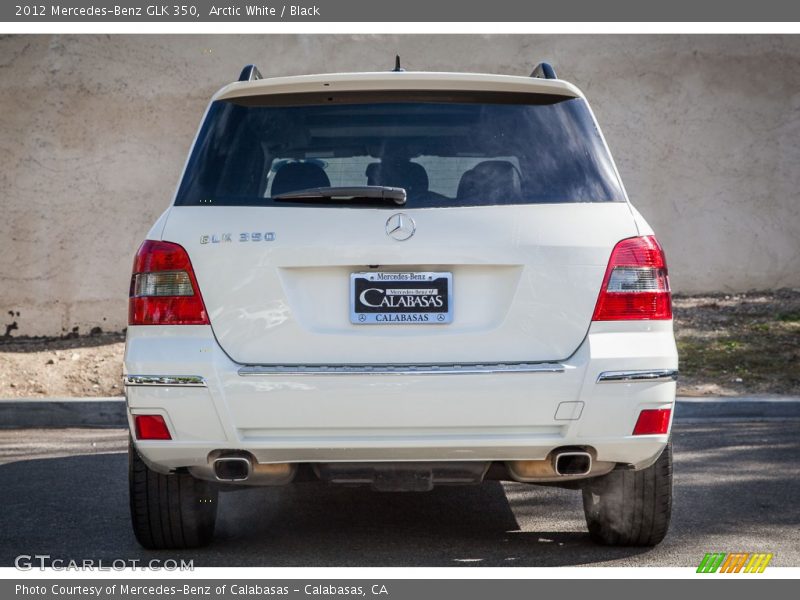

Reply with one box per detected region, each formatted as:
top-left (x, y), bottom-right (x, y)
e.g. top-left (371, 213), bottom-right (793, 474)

top-left (744, 553), bottom-right (773, 573)
top-left (697, 553), bottom-right (773, 573)
top-left (697, 553), bottom-right (726, 573)
top-left (720, 553), bottom-right (748, 573)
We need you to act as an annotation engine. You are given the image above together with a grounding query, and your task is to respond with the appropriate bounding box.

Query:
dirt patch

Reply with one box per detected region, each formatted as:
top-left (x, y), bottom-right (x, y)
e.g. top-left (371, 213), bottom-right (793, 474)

top-left (674, 289), bottom-right (800, 396)
top-left (0, 332), bottom-right (124, 398)
top-left (1, 290), bottom-right (799, 398)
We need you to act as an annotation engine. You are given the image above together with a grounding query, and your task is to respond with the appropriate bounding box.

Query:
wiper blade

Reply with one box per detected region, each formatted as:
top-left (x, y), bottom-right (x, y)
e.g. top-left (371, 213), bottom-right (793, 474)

top-left (272, 186), bottom-right (407, 206)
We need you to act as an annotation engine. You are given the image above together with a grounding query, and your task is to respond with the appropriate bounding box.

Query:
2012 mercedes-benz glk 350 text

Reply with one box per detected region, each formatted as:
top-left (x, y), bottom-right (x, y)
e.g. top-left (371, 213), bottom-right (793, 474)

top-left (125, 62), bottom-right (677, 549)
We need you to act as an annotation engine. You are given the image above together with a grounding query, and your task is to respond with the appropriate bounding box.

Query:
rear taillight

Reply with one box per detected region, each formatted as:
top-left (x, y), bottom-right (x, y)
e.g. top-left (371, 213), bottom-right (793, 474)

top-left (592, 236), bottom-right (672, 321)
top-left (128, 240), bottom-right (209, 325)
top-left (632, 408), bottom-right (672, 435)
top-left (134, 414), bottom-right (172, 440)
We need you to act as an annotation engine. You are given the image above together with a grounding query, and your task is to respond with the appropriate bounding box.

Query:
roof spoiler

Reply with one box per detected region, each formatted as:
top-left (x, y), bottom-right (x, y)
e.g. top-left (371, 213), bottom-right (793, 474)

top-left (530, 62), bottom-right (557, 80)
top-left (238, 64), bottom-right (263, 82)
top-left (236, 62), bottom-right (557, 83)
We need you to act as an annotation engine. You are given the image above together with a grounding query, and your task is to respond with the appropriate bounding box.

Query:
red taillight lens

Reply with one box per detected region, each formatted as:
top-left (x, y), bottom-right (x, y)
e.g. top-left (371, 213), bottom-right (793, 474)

top-left (632, 408), bottom-right (672, 435)
top-left (128, 240), bottom-right (209, 325)
top-left (134, 415), bottom-right (172, 440)
top-left (592, 236), bottom-right (672, 321)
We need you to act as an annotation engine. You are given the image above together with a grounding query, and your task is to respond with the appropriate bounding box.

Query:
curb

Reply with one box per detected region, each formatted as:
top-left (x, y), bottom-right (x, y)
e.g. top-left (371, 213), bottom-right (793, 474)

top-left (1, 396), bottom-right (799, 429)
top-left (0, 397), bottom-right (127, 429)
top-left (674, 396), bottom-right (800, 420)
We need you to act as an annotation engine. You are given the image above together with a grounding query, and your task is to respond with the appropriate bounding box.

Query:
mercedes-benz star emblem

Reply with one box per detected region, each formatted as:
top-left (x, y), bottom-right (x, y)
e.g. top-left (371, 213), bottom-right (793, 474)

top-left (385, 213), bottom-right (416, 241)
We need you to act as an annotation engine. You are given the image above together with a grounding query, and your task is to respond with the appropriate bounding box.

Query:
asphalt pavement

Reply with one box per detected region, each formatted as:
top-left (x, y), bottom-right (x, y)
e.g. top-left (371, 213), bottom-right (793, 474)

top-left (0, 403), bottom-right (798, 567)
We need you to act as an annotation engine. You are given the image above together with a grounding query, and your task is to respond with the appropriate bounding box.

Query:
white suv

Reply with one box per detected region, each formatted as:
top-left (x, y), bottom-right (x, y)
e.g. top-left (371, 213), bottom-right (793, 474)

top-left (125, 62), bottom-right (677, 550)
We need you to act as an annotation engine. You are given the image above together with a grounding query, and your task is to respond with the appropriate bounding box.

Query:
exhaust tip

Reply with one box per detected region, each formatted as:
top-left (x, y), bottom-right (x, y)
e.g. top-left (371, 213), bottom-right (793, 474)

top-left (554, 451), bottom-right (592, 476)
top-left (213, 456), bottom-right (251, 481)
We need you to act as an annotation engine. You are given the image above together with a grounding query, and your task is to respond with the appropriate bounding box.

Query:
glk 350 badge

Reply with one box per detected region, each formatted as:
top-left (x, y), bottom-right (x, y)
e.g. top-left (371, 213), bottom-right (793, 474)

top-left (200, 232), bottom-right (276, 244)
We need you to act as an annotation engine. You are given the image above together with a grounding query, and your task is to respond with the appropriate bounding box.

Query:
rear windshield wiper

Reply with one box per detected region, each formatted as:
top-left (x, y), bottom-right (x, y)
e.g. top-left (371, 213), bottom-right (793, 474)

top-left (272, 186), bottom-right (407, 206)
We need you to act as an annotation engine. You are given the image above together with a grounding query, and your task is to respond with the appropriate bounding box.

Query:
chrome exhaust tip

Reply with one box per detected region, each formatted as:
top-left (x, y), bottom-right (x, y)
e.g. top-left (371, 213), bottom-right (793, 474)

top-left (554, 451), bottom-right (592, 476)
top-left (213, 456), bottom-right (252, 481)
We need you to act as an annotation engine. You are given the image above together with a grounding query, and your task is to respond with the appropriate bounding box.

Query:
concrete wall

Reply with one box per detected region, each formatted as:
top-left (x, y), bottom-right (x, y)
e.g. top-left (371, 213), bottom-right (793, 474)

top-left (1, 35), bottom-right (799, 337)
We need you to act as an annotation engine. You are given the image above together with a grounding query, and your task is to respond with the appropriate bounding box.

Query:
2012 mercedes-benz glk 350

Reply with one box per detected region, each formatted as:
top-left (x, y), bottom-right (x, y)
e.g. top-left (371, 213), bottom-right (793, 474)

top-left (125, 62), bottom-right (677, 549)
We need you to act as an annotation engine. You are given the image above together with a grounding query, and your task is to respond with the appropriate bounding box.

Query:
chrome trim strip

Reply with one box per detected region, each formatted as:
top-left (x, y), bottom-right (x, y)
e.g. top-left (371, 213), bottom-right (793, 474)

top-left (123, 375), bottom-right (207, 387)
top-left (596, 369), bottom-right (678, 384)
top-left (238, 362), bottom-right (566, 376)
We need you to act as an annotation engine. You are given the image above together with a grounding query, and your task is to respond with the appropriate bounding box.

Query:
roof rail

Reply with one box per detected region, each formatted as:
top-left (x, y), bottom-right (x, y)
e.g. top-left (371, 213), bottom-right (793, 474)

top-left (238, 64), bottom-right (263, 82)
top-left (530, 62), bottom-right (557, 80)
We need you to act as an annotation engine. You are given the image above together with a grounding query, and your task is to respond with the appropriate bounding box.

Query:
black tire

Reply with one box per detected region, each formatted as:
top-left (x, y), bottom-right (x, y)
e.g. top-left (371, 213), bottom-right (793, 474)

top-left (129, 440), bottom-right (218, 549)
top-left (582, 442), bottom-right (672, 546)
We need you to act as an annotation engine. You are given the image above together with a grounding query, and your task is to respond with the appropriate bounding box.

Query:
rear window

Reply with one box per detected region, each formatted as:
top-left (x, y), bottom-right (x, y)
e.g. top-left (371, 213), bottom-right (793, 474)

top-left (175, 93), bottom-right (625, 208)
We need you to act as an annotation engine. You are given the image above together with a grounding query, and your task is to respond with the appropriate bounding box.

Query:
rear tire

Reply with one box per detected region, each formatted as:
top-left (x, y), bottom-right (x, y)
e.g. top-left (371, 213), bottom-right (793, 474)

top-left (129, 440), bottom-right (218, 549)
top-left (582, 442), bottom-right (672, 546)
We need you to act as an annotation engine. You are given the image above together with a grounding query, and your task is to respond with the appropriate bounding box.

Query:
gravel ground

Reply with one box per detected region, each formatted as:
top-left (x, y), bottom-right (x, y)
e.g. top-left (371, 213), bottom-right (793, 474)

top-left (0, 332), bottom-right (124, 398)
top-left (0, 290), bottom-right (798, 398)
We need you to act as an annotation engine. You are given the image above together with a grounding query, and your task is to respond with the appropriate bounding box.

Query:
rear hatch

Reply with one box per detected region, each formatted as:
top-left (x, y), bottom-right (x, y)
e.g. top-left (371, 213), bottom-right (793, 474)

top-left (162, 80), bottom-right (636, 365)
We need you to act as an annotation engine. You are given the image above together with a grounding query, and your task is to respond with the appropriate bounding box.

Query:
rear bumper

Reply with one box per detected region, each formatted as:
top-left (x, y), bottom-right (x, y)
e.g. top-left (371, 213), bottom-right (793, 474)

top-left (124, 321), bottom-right (677, 480)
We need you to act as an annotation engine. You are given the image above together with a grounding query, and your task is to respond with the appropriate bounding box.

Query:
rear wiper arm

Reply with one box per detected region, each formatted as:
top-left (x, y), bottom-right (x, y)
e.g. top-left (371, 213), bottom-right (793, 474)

top-left (272, 186), bottom-right (407, 206)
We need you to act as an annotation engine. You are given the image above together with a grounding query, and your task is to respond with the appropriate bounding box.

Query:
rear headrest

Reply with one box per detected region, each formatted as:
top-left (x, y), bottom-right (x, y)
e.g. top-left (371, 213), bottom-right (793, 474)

top-left (271, 162), bottom-right (331, 197)
top-left (457, 160), bottom-right (522, 204)
top-left (365, 160), bottom-right (429, 198)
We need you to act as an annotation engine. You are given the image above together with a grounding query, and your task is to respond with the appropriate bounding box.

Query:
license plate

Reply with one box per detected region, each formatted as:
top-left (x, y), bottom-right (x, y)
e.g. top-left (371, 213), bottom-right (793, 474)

top-left (350, 272), bottom-right (452, 324)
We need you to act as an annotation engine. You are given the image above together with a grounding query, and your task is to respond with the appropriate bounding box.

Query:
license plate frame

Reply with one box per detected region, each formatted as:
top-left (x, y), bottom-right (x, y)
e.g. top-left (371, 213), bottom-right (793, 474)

top-left (350, 271), bottom-right (453, 325)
